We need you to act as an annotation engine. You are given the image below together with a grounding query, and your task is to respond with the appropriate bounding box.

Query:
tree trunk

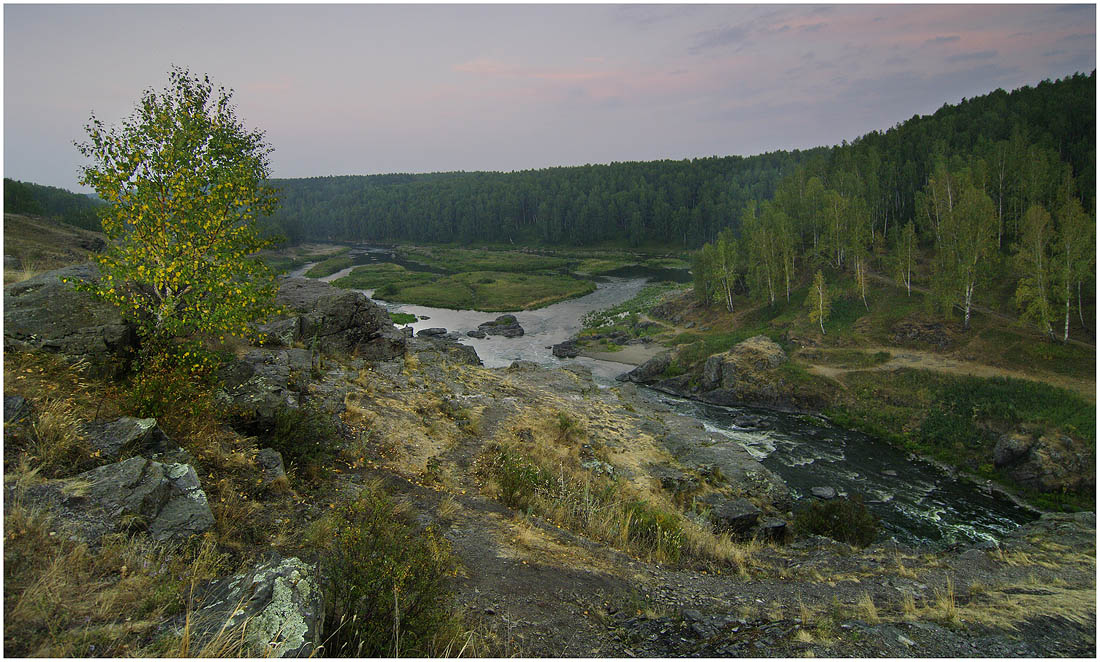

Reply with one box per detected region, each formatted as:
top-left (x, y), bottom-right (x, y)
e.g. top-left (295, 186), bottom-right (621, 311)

top-left (963, 283), bottom-right (973, 330)
top-left (1078, 280), bottom-right (1088, 331)
top-left (818, 287), bottom-right (826, 334)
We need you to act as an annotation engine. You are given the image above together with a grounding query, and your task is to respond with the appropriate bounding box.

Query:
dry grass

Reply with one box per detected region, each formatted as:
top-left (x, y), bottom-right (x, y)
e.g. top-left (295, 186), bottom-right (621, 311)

top-left (4, 491), bottom-right (229, 657)
top-left (25, 397), bottom-right (95, 477)
top-left (857, 592), bottom-right (880, 624)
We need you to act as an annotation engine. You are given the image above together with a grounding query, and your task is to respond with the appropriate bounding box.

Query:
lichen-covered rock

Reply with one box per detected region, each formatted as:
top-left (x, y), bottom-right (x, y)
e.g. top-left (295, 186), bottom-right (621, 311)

top-left (994, 430), bottom-right (1094, 494)
top-left (260, 277), bottom-right (405, 360)
top-left (407, 336), bottom-right (482, 367)
top-left (417, 327), bottom-right (447, 337)
top-left (216, 348), bottom-right (312, 429)
top-left (551, 339), bottom-right (581, 358)
top-left (193, 556), bottom-right (323, 657)
top-left (3, 264), bottom-right (136, 374)
top-left (24, 456), bottom-right (214, 543)
top-left (80, 416), bottom-right (184, 463)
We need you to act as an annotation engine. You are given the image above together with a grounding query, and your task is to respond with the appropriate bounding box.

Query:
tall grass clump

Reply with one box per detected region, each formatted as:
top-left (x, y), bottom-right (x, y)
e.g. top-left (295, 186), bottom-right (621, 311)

top-left (320, 487), bottom-right (461, 657)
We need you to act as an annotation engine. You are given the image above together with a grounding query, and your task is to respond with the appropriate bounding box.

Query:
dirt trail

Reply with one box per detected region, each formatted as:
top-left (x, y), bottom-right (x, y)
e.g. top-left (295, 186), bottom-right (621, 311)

top-left (800, 345), bottom-right (1096, 402)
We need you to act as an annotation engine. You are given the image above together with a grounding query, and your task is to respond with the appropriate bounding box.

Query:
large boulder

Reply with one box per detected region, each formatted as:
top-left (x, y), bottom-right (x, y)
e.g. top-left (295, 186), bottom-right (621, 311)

top-left (704, 495), bottom-right (762, 533)
top-left (994, 429), bottom-right (1094, 494)
top-left (478, 314), bottom-right (524, 338)
top-left (619, 352), bottom-right (671, 383)
top-left (23, 456), bottom-right (215, 543)
top-left (260, 277), bottom-right (405, 360)
top-left (193, 556), bottom-right (323, 657)
top-left (3, 264), bottom-right (136, 373)
top-left (407, 336), bottom-right (482, 367)
top-left (696, 336), bottom-right (790, 406)
top-left (551, 339), bottom-right (581, 358)
top-left (80, 416), bottom-right (186, 463)
top-left (216, 348), bottom-right (312, 429)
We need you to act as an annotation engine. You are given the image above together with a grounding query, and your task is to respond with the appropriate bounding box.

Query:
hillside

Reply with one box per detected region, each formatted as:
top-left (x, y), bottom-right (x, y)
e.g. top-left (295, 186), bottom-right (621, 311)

top-left (260, 72), bottom-right (1094, 248)
top-left (3, 213), bottom-right (105, 285)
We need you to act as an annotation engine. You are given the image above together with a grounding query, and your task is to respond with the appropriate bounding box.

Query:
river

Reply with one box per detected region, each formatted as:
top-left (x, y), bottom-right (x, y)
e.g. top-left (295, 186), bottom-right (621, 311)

top-left (296, 246), bottom-right (1038, 547)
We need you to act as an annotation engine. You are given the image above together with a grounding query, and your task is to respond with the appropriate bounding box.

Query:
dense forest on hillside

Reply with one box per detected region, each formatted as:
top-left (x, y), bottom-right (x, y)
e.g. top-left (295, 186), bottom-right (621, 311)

top-left (261, 72), bottom-right (1094, 249)
top-left (3, 178), bottom-right (103, 232)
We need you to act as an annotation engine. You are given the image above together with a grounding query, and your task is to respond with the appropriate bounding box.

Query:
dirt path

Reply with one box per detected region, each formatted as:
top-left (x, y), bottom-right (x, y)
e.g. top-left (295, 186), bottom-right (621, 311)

top-left (800, 345), bottom-right (1095, 402)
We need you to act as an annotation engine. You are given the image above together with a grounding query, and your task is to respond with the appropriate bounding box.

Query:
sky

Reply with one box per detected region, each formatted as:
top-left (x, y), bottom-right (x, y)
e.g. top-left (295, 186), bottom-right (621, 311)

top-left (3, 3), bottom-right (1096, 192)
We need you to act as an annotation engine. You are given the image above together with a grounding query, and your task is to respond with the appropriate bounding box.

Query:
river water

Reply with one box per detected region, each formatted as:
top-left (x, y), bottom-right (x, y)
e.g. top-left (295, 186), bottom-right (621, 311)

top-left (297, 246), bottom-right (1038, 547)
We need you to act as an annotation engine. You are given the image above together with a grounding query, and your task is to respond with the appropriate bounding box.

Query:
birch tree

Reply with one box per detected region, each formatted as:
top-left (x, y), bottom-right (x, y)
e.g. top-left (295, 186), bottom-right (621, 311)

top-left (892, 222), bottom-right (917, 296)
top-left (1013, 204), bottom-right (1056, 340)
top-left (932, 185), bottom-right (997, 330)
top-left (805, 270), bottom-right (830, 334)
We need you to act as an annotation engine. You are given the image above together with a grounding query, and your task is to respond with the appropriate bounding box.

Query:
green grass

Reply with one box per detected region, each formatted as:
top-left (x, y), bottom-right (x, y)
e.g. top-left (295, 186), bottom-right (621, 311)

top-left (333, 264), bottom-right (435, 291)
top-left (580, 282), bottom-right (684, 330)
top-left (389, 312), bottom-right (418, 325)
top-left (304, 254), bottom-right (354, 278)
top-left (398, 246), bottom-right (571, 273)
top-left (383, 271), bottom-right (595, 311)
top-left (824, 368), bottom-right (1095, 509)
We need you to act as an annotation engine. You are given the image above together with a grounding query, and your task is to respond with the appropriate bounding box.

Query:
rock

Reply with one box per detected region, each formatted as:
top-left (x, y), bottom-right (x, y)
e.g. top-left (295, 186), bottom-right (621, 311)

top-left (811, 486), bottom-right (837, 500)
top-left (620, 352), bottom-right (671, 383)
top-left (80, 416), bottom-right (181, 462)
top-left (257, 448), bottom-right (288, 487)
top-left (24, 456), bottom-right (214, 543)
top-left (402, 326), bottom-right (414, 338)
top-left (4, 394), bottom-right (31, 424)
top-left (706, 496), bottom-right (762, 532)
top-left (261, 277), bottom-right (405, 360)
top-left (650, 465), bottom-right (698, 494)
top-left (217, 348), bottom-right (312, 430)
top-left (507, 360), bottom-right (540, 372)
top-left (683, 321), bottom-right (695, 329)
top-left (993, 431), bottom-right (1034, 468)
top-left (406, 337), bottom-right (482, 367)
top-left (466, 329), bottom-right (487, 339)
top-left (551, 339), bottom-right (581, 358)
top-left (999, 431), bottom-right (1094, 493)
top-left (478, 314), bottom-right (524, 338)
top-left (3, 264), bottom-right (136, 374)
top-left (697, 336), bottom-right (791, 406)
top-left (758, 517), bottom-right (788, 541)
top-left (416, 327), bottom-right (448, 337)
top-left (193, 556), bottom-right (323, 657)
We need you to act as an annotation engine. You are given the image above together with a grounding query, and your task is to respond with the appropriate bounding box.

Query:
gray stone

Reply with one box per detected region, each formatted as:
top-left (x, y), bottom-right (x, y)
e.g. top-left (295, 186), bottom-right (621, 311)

top-left (994, 432), bottom-right (1033, 468)
top-left (811, 486), bottom-right (837, 500)
top-left (417, 327), bottom-right (448, 337)
top-left (3, 264), bottom-right (136, 374)
top-left (263, 277), bottom-right (405, 360)
top-left (257, 448), bottom-right (288, 486)
top-left (194, 556), bottom-right (323, 657)
top-left (758, 517), bottom-right (788, 541)
top-left (551, 339), bottom-right (581, 358)
top-left (466, 329), bottom-right (487, 339)
top-left (407, 336), bottom-right (483, 367)
top-left (620, 352), bottom-right (671, 383)
top-left (706, 496), bottom-right (762, 532)
top-left (217, 348), bottom-right (312, 429)
top-left (80, 416), bottom-right (180, 462)
top-left (478, 314), bottom-right (524, 338)
top-left (4, 394), bottom-right (31, 424)
top-left (25, 456), bottom-right (214, 543)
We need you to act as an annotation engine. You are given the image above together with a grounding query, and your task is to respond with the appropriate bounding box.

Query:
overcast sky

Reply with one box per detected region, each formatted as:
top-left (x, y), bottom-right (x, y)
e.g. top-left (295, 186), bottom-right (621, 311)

top-left (4, 3), bottom-right (1095, 191)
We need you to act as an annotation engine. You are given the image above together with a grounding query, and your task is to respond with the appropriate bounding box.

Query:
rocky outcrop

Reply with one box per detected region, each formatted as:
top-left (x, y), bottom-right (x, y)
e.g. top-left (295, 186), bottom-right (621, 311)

top-left (256, 448), bottom-right (288, 488)
top-left (620, 352), bottom-right (671, 383)
top-left (217, 348), bottom-right (312, 429)
top-left (23, 456), bottom-right (214, 543)
top-left (478, 314), bottom-right (524, 338)
top-left (407, 336), bottom-right (482, 367)
top-left (80, 416), bottom-right (187, 463)
top-left (193, 556), bottom-right (323, 657)
top-left (3, 264), bottom-right (136, 374)
top-left (700, 335), bottom-right (788, 392)
top-left (704, 495), bottom-right (762, 533)
top-left (260, 277), bottom-right (405, 360)
top-left (4, 394), bottom-right (31, 424)
top-left (417, 327), bottom-right (448, 337)
top-left (891, 319), bottom-right (952, 350)
top-left (993, 429), bottom-right (1094, 494)
top-left (551, 339), bottom-right (581, 358)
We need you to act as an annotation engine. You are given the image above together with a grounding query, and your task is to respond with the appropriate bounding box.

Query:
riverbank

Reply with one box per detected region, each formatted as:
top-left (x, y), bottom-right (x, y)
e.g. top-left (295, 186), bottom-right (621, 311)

top-left (567, 280), bottom-right (1096, 513)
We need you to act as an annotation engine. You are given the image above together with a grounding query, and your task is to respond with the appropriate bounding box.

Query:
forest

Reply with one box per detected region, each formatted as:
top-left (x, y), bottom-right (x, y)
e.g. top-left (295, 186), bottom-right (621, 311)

top-left (4, 178), bottom-right (104, 232)
top-left (260, 72), bottom-right (1094, 251)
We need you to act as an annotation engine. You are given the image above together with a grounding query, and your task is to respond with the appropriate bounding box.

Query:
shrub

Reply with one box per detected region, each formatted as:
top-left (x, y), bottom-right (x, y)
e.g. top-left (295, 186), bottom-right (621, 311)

top-left (793, 496), bottom-right (878, 547)
top-left (321, 489), bottom-right (457, 656)
top-left (268, 403), bottom-right (339, 469)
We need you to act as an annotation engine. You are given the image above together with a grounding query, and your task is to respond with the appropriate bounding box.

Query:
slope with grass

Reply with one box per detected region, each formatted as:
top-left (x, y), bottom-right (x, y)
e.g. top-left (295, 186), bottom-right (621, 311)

top-left (3, 213), bottom-right (105, 285)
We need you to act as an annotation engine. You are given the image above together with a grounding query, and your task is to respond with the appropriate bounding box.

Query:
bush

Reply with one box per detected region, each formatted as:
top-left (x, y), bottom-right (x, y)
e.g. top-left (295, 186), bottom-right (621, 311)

top-left (793, 496), bottom-right (878, 547)
top-left (321, 489), bottom-right (457, 656)
top-left (268, 404), bottom-right (339, 469)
